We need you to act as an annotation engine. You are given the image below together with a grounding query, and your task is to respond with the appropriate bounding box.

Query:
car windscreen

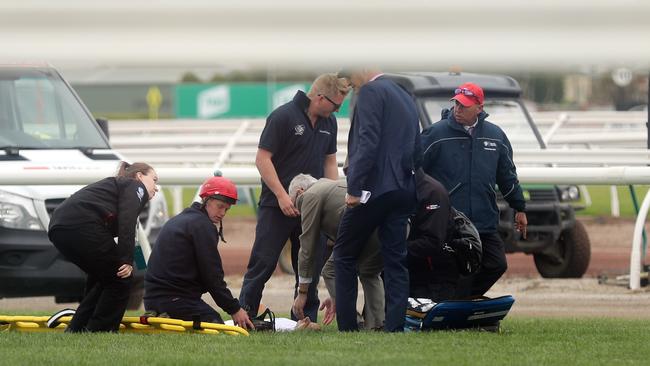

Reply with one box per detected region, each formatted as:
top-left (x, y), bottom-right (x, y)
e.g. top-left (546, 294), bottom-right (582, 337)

top-left (422, 98), bottom-right (542, 149)
top-left (0, 68), bottom-right (109, 150)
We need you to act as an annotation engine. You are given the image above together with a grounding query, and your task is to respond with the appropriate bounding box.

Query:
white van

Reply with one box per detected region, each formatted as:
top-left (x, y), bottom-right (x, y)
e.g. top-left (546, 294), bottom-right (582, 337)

top-left (0, 64), bottom-right (168, 307)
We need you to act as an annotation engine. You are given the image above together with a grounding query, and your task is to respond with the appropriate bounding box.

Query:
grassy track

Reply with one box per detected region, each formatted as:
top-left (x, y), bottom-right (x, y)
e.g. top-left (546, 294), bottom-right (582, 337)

top-left (579, 185), bottom-right (649, 218)
top-left (1, 318), bottom-right (649, 365)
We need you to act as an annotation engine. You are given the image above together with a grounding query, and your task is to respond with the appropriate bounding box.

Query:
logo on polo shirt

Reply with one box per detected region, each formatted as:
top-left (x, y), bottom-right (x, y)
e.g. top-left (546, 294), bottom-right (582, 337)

top-left (294, 124), bottom-right (305, 136)
top-left (425, 204), bottom-right (440, 210)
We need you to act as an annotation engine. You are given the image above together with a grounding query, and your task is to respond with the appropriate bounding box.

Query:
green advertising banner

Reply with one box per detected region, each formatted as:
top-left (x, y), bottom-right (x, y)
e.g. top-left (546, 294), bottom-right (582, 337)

top-left (175, 83), bottom-right (350, 119)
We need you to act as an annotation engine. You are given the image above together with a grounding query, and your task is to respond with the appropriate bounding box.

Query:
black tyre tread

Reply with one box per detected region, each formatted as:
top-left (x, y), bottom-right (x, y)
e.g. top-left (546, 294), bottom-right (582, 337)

top-left (564, 220), bottom-right (591, 278)
top-left (534, 220), bottom-right (591, 278)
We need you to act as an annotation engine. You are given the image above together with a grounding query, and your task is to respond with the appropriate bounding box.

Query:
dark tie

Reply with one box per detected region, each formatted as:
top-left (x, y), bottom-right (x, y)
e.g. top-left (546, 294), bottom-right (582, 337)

top-left (468, 127), bottom-right (475, 137)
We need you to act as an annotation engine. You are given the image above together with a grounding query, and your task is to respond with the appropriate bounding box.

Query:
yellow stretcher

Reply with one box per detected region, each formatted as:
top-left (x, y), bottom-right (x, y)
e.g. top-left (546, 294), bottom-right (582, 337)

top-left (0, 315), bottom-right (249, 336)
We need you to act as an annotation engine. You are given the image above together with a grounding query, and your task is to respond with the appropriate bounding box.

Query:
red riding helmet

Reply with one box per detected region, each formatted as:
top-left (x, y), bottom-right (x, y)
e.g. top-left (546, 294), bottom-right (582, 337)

top-left (199, 175), bottom-right (238, 204)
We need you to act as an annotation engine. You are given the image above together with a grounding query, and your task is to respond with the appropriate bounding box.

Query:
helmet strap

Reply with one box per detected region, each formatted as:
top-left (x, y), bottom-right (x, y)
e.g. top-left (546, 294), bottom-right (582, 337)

top-left (199, 197), bottom-right (228, 242)
top-left (218, 221), bottom-right (227, 243)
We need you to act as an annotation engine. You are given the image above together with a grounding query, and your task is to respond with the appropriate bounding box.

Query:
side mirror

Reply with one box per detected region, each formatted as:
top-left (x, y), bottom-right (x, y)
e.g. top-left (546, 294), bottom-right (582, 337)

top-left (96, 118), bottom-right (109, 140)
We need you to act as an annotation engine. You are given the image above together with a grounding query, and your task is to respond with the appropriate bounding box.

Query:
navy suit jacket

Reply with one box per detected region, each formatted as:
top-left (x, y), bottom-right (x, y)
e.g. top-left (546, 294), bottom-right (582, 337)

top-left (346, 77), bottom-right (420, 200)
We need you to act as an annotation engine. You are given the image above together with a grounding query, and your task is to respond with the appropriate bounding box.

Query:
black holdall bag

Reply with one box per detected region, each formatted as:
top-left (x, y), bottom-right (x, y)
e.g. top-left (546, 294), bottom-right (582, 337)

top-left (448, 208), bottom-right (483, 275)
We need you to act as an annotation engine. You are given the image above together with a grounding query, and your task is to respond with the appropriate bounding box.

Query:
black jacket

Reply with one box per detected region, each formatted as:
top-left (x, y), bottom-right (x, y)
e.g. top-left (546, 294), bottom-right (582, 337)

top-left (407, 170), bottom-right (458, 289)
top-left (144, 202), bottom-right (240, 315)
top-left (48, 176), bottom-right (149, 264)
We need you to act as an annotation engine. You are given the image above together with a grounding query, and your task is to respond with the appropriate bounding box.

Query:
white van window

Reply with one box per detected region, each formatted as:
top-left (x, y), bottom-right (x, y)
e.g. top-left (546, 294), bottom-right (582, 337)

top-left (0, 68), bottom-right (108, 149)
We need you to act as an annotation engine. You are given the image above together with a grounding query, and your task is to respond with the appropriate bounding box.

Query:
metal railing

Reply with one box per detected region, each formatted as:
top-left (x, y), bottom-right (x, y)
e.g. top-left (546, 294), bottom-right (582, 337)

top-left (109, 112), bottom-right (648, 167)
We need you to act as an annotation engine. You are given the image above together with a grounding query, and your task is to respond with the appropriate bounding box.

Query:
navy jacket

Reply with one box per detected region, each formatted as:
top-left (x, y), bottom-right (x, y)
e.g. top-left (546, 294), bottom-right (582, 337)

top-left (144, 202), bottom-right (240, 315)
top-left (346, 77), bottom-right (420, 199)
top-left (420, 108), bottom-right (525, 233)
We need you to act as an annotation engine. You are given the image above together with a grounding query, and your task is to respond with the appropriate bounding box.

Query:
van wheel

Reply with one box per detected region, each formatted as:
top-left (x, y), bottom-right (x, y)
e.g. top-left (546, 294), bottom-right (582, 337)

top-left (278, 240), bottom-right (294, 275)
top-left (534, 220), bottom-right (591, 278)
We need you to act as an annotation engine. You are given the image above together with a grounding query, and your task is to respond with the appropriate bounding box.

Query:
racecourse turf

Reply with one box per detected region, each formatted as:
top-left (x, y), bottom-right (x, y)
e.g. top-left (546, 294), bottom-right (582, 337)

top-left (1, 317), bottom-right (649, 365)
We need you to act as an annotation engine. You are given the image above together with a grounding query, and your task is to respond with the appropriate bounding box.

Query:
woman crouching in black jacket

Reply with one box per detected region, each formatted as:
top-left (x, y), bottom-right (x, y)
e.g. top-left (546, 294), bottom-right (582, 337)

top-left (48, 161), bottom-right (158, 332)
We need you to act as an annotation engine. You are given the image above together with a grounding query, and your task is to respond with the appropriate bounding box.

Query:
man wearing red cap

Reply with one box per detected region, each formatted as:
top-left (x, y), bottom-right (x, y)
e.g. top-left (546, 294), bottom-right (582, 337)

top-left (420, 82), bottom-right (528, 298)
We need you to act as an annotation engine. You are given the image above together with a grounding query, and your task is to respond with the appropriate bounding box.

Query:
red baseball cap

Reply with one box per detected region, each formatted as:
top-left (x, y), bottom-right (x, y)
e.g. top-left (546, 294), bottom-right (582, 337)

top-left (451, 82), bottom-right (484, 106)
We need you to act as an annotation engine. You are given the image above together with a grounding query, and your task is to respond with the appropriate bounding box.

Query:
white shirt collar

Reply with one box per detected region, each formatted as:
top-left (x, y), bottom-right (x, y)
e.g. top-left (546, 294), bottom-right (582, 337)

top-left (463, 117), bottom-right (479, 131)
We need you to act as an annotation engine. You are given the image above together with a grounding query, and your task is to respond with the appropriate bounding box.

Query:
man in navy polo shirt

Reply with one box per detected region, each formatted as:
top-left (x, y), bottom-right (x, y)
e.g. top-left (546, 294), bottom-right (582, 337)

top-left (239, 73), bottom-right (349, 321)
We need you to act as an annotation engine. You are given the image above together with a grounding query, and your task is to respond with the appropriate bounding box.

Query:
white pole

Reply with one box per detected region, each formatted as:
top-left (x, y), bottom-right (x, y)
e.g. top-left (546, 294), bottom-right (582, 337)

top-left (172, 186), bottom-right (183, 215)
top-left (629, 190), bottom-right (650, 290)
top-left (214, 119), bottom-right (251, 167)
top-left (137, 224), bottom-right (152, 264)
top-left (543, 112), bottom-right (569, 145)
top-left (579, 185), bottom-right (592, 207)
top-left (610, 185), bottom-right (620, 217)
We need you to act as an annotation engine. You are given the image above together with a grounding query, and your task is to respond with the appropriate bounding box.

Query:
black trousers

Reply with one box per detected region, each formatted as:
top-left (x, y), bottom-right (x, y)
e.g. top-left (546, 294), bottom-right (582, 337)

top-left (49, 224), bottom-right (132, 332)
top-left (334, 189), bottom-right (416, 332)
top-left (457, 232), bottom-right (508, 298)
top-left (238, 206), bottom-right (322, 321)
top-left (410, 281), bottom-right (458, 303)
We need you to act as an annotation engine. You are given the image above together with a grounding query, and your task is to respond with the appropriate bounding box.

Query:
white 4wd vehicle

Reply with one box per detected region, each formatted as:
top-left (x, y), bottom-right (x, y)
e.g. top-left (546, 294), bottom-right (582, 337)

top-left (0, 64), bottom-right (167, 307)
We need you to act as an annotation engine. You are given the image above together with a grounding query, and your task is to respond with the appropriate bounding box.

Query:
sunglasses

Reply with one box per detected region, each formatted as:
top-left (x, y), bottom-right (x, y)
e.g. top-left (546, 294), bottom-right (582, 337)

top-left (454, 87), bottom-right (476, 97)
top-left (320, 94), bottom-right (341, 110)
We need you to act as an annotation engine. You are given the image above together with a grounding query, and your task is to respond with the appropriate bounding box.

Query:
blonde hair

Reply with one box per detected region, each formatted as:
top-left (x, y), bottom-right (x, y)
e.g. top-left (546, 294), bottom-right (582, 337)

top-left (307, 73), bottom-right (350, 99)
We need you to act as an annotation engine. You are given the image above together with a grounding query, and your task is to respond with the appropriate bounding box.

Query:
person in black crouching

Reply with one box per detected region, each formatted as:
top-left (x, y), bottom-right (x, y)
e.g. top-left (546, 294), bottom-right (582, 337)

top-left (48, 161), bottom-right (159, 332)
top-left (144, 174), bottom-right (254, 330)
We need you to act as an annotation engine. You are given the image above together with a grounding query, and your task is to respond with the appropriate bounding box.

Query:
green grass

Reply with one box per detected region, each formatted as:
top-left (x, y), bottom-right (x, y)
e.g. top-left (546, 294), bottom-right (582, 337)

top-left (578, 185), bottom-right (649, 218)
top-left (161, 185), bottom-right (650, 219)
top-left (1, 318), bottom-right (649, 365)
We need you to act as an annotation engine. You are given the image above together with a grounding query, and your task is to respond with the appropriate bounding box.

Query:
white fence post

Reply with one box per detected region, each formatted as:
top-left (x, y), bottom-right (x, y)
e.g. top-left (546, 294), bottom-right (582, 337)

top-left (172, 186), bottom-right (183, 216)
top-left (610, 185), bottom-right (620, 217)
top-left (629, 190), bottom-right (650, 290)
top-left (579, 185), bottom-right (592, 207)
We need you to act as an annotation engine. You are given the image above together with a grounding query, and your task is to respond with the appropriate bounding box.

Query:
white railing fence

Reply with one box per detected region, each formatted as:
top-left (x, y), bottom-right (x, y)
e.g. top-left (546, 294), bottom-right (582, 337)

top-left (109, 113), bottom-right (649, 218)
top-left (108, 111), bottom-right (649, 168)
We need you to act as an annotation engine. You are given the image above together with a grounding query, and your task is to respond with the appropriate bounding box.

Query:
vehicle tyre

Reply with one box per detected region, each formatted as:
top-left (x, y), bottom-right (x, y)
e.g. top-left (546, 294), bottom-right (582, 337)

top-left (534, 220), bottom-right (591, 278)
top-left (278, 240), bottom-right (294, 275)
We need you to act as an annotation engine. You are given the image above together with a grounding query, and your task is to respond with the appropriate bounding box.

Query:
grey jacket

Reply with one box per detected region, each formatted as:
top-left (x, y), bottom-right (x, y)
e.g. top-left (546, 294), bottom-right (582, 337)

top-left (296, 178), bottom-right (385, 329)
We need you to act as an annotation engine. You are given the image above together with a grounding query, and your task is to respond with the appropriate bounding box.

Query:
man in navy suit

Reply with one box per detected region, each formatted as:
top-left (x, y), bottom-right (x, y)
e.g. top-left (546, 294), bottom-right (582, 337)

top-left (334, 68), bottom-right (419, 332)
